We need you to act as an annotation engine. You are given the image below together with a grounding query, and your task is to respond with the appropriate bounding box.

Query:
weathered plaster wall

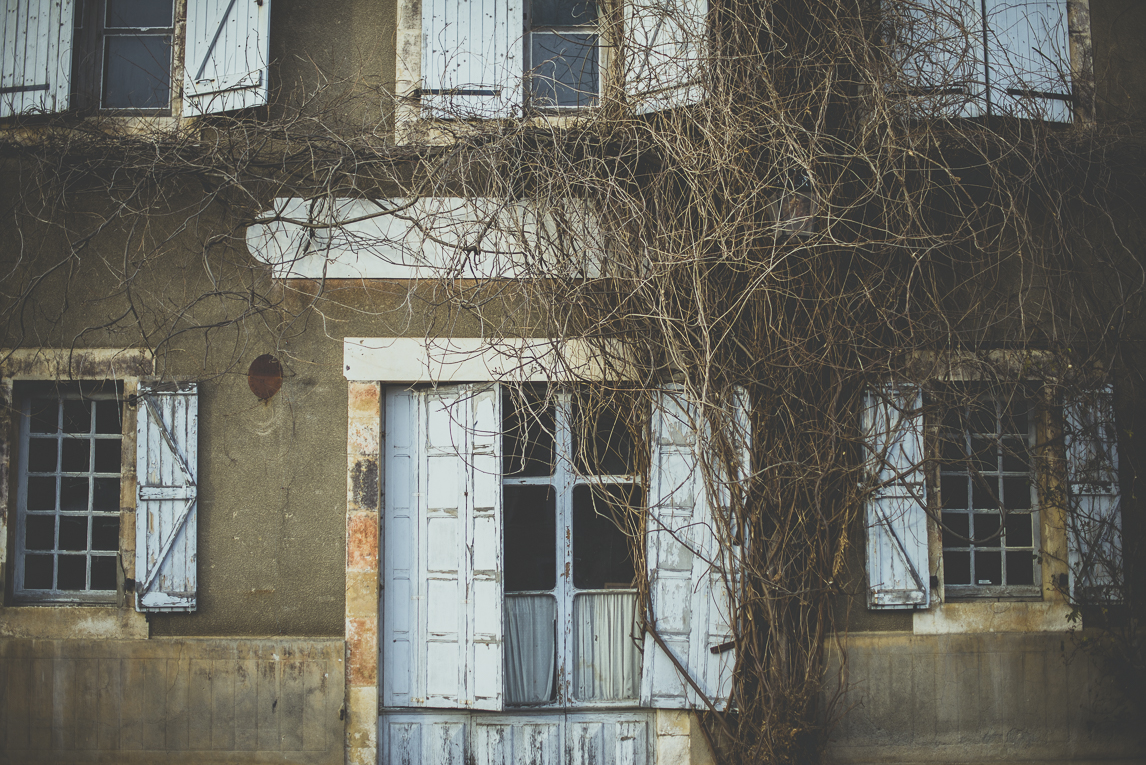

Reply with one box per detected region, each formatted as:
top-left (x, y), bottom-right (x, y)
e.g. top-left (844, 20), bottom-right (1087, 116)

top-left (1092, 0), bottom-right (1146, 122)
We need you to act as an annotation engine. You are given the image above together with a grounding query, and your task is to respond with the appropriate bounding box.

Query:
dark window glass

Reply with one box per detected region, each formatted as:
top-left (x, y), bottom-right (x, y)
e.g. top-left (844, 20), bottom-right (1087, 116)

top-left (90, 555), bottom-right (118, 590)
top-left (975, 550), bottom-right (1001, 585)
top-left (59, 516), bottom-right (89, 551)
top-left (28, 438), bottom-right (58, 473)
top-left (62, 439), bottom-right (91, 472)
top-left (573, 396), bottom-right (633, 475)
top-left (1001, 438), bottom-right (1029, 472)
top-left (26, 515), bottom-right (56, 551)
top-left (1004, 514), bottom-right (1032, 547)
top-left (945, 551), bottom-right (970, 585)
top-left (60, 477), bottom-right (89, 511)
top-left (57, 555), bottom-right (87, 590)
top-left (1006, 551), bottom-right (1035, 585)
top-left (940, 434), bottom-right (965, 463)
top-left (29, 399), bottom-right (57, 433)
top-left (103, 35), bottom-right (172, 109)
top-left (972, 513), bottom-right (1000, 546)
top-left (27, 477), bottom-right (57, 511)
top-left (941, 474), bottom-right (968, 509)
top-left (572, 484), bottom-right (639, 589)
top-left (532, 0), bottom-right (597, 26)
top-left (1002, 477), bottom-right (1030, 510)
top-left (95, 400), bottom-right (122, 434)
top-left (530, 34), bottom-right (599, 109)
top-left (941, 512), bottom-right (969, 547)
top-left (503, 391), bottom-right (555, 477)
top-left (106, 0), bottom-right (173, 28)
top-left (24, 555), bottom-right (54, 589)
top-left (94, 440), bottom-right (120, 473)
top-left (504, 486), bottom-right (557, 592)
top-left (92, 516), bottom-right (120, 551)
top-left (93, 478), bottom-right (120, 511)
top-left (972, 476), bottom-right (999, 509)
top-left (63, 400), bottom-right (92, 433)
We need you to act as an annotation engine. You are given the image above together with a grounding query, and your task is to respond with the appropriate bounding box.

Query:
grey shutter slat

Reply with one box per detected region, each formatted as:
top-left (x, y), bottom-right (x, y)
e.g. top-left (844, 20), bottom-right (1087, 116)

top-left (421, 0), bottom-right (521, 118)
top-left (641, 387), bottom-right (745, 710)
top-left (863, 385), bottom-right (929, 610)
top-left (891, 0), bottom-right (985, 118)
top-left (385, 384), bottom-right (503, 710)
top-left (984, 0), bottom-right (1071, 122)
top-left (624, 0), bottom-right (708, 113)
top-left (183, 0), bottom-right (271, 115)
top-left (1065, 385), bottom-right (1122, 602)
top-left (0, 0), bottom-right (73, 118)
top-left (135, 382), bottom-right (198, 612)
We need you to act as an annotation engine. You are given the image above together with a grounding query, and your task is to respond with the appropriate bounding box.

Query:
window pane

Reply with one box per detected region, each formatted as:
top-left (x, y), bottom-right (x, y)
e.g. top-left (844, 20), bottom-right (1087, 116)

top-left (573, 592), bottom-right (640, 701)
top-left (90, 555), bottom-right (118, 591)
top-left (505, 594), bottom-right (557, 705)
top-left (57, 555), bottom-right (87, 590)
top-left (940, 474), bottom-right (968, 509)
top-left (59, 516), bottom-right (89, 552)
top-left (530, 33), bottom-right (599, 109)
top-left (95, 400), bottom-right (122, 434)
top-left (504, 486), bottom-right (557, 592)
top-left (103, 36), bottom-right (172, 109)
top-left (941, 512), bottom-right (969, 548)
top-left (573, 395), bottom-right (633, 475)
top-left (975, 551), bottom-right (1001, 586)
top-left (61, 477), bottom-right (89, 511)
top-left (27, 477), bottom-right (57, 511)
top-left (1006, 551), bottom-right (1035, 585)
top-left (25, 515), bottom-right (56, 551)
top-left (1002, 477), bottom-right (1030, 510)
top-left (62, 439), bottom-right (90, 472)
top-left (971, 476), bottom-right (999, 509)
top-left (106, 0), bottom-right (173, 28)
top-left (572, 484), bottom-right (639, 589)
top-left (1000, 437), bottom-right (1029, 472)
top-left (30, 399), bottom-right (58, 433)
top-left (972, 513), bottom-right (1000, 546)
top-left (945, 550), bottom-right (970, 584)
top-left (92, 516), bottom-right (120, 551)
top-left (94, 439), bottom-right (121, 473)
top-left (63, 400), bottom-right (92, 433)
top-left (93, 478), bottom-right (121, 512)
top-left (24, 554), bottom-right (54, 589)
top-left (1004, 513), bottom-right (1032, 547)
top-left (532, 0), bottom-right (597, 27)
top-left (503, 390), bottom-right (555, 477)
top-left (28, 438), bottom-right (58, 473)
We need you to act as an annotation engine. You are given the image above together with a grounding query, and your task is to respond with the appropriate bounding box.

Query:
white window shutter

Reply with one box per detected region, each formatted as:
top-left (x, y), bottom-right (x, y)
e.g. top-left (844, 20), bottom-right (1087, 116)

top-left (183, 0), bottom-right (272, 115)
top-left (0, 0), bottom-right (74, 118)
top-left (891, 0), bottom-right (985, 118)
top-left (863, 385), bottom-right (929, 610)
top-left (1065, 386), bottom-right (1122, 602)
top-left (382, 384), bottom-right (503, 710)
top-left (135, 382), bottom-right (198, 612)
top-left (624, 0), bottom-right (708, 113)
top-left (421, 0), bottom-right (522, 118)
top-left (984, 0), bottom-right (1071, 122)
top-left (641, 387), bottom-right (746, 711)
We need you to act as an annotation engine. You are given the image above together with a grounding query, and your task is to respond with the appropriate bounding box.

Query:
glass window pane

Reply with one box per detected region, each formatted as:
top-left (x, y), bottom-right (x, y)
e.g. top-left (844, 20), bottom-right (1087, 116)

top-left (1006, 551), bottom-right (1035, 585)
top-left (106, 0), bottom-right (173, 28)
top-left (24, 554), bottom-right (54, 589)
top-left (1002, 477), bottom-right (1030, 510)
top-left (969, 400), bottom-right (996, 434)
top-left (505, 594), bottom-right (557, 705)
top-left (63, 400), bottom-right (92, 433)
top-left (1001, 438), bottom-right (1029, 472)
top-left (504, 486), bottom-right (557, 592)
top-left (972, 476), bottom-right (1000, 509)
top-left (92, 516), bottom-right (120, 551)
top-left (57, 555), bottom-right (87, 590)
top-left (939, 434), bottom-right (965, 463)
top-left (572, 484), bottom-right (639, 589)
top-left (60, 477), bottom-right (89, 511)
top-left (95, 400), bottom-right (122, 434)
top-left (94, 439), bottom-right (121, 473)
top-left (975, 550), bottom-right (1001, 585)
top-left (27, 477), bottom-right (57, 511)
top-left (573, 394), bottom-right (633, 475)
top-left (26, 515), bottom-right (56, 551)
top-left (62, 439), bottom-right (91, 472)
top-left (940, 474), bottom-right (968, 509)
top-left (503, 390), bottom-right (555, 477)
top-left (530, 33), bottom-right (599, 109)
top-left (941, 512), bottom-right (969, 548)
top-left (945, 550), bottom-right (970, 585)
top-left (532, 0), bottom-right (597, 27)
top-left (971, 437), bottom-right (996, 474)
top-left (103, 36), bottom-right (171, 109)
top-left (1004, 513), bottom-right (1032, 548)
top-left (1002, 399), bottom-right (1029, 435)
top-left (59, 516), bottom-right (89, 552)
top-left (573, 592), bottom-right (640, 701)
top-left (93, 478), bottom-right (121, 512)
top-left (28, 438), bottom-right (58, 473)
top-left (90, 555), bottom-right (118, 590)
top-left (29, 399), bottom-right (58, 433)
top-left (972, 513), bottom-right (1001, 546)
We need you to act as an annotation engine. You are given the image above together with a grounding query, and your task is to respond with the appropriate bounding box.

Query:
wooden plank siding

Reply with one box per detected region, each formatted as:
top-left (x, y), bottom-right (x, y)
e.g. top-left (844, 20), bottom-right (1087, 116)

top-left (0, 638), bottom-right (344, 764)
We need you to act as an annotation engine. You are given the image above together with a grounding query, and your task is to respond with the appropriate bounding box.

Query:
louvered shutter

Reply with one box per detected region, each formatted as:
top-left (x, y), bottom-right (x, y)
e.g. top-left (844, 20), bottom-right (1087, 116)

top-left (624, 0), bottom-right (708, 113)
top-left (183, 0), bottom-right (271, 115)
top-left (641, 388), bottom-right (746, 710)
top-left (135, 382), bottom-right (198, 612)
top-left (1065, 386), bottom-right (1122, 602)
top-left (863, 385), bottom-right (929, 609)
top-left (891, 0), bottom-right (985, 118)
top-left (984, 0), bottom-right (1071, 122)
top-left (421, 0), bottom-right (522, 118)
top-left (0, 0), bottom-right (73, 118)
top-left (382, 385), bottom-right (503, 710)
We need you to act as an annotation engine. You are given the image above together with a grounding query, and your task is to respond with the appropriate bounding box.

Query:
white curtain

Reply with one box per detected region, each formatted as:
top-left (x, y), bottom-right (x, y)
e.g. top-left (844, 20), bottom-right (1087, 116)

top-left (506, 594), bottom-right (556, 704)
top-left (573, 592), bottom-right (641, 701)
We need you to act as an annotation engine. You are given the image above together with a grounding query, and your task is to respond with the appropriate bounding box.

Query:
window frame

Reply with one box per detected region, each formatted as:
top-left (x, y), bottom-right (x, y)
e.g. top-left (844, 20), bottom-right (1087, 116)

top-left (502, 388), bottom-right (643, 709)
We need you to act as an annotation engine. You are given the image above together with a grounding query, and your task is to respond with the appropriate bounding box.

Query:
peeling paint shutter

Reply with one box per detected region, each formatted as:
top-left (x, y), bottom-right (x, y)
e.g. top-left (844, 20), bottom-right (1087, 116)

top-left (421, 0), bottom-right (522, 118)
top-left (984, 0), bottom-right (1071, 122)
top-left (0, 0), bottom-right (74, 118)
top-left (383, 385), bottom-right (503, 710)
top-left (183, 0), bottom-right (271, 115)
top-left (641, 387), bottom-right (746, 710)
top-left (1065, 386), bottom-right (1122, 602)
top-left (625, 0), bottom-right (708, 113)
top-left (892, 0), bottom-right (985, 118)
top-left (135, 382), bottom-right (198, 612)
top-left (863, 385), bottom-right (929, 610)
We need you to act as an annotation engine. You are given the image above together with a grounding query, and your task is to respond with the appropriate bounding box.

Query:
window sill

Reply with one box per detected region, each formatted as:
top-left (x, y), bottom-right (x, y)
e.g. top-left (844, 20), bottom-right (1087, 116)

top-left (913, 601), bottom-right (1075, 635)
top-left (0, 605), bottom-right (148, 640)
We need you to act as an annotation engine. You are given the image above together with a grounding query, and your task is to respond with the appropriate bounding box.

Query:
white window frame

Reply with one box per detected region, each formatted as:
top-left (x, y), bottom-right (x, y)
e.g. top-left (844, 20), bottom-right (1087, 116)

top-left (502, 387), bottom-right (643, 709)
top-left (523, 0), bottom-right (603, 111)
top-left (70, 0), bottom-right (177, 113)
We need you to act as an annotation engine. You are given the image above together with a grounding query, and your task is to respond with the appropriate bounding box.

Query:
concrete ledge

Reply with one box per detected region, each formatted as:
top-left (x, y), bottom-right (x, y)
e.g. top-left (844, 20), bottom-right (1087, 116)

top-left (913, 601), bottom-right (1075, 634)
top-left (0, 606), bottom-right (147, 640)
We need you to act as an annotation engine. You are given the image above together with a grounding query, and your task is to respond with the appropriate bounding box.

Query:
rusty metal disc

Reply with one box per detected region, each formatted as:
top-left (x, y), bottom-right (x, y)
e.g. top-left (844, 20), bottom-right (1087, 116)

top-left (248, 354), bottom-right (283, 401)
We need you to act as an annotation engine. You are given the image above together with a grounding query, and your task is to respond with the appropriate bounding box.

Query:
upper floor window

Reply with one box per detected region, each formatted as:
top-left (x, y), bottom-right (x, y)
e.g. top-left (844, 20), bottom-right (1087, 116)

top-left (526, 0), bottom-right (600, 109)
top-left (71, 0), bottom-right (175, 111)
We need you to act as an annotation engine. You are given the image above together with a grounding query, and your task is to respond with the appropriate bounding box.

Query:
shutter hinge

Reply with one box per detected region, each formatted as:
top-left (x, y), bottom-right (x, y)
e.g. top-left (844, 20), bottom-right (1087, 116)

top-left (709, 640), bottom-right (735, 655)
